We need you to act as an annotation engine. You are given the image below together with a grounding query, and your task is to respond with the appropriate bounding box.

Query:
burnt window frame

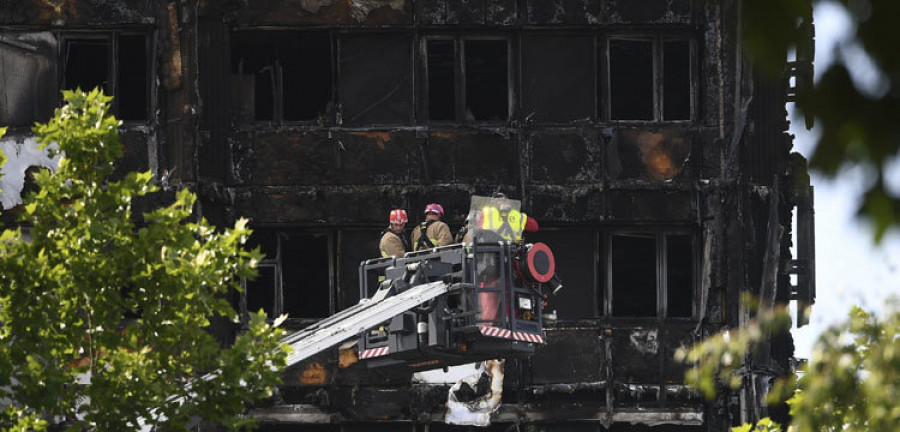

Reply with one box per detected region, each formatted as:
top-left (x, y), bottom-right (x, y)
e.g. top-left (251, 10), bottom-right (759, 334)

top-left (600, 33), bottom-right (697, 123)
top-left (240, 230), bottom-right (336, 328)
top-left (419, 34), bottom-right (514, 124)
top-left (59, 30), bottom-right (154, 123)
top-left (601, 229), bottom-right (698, 321)
top-left (229, 29), bottom-right (336, 125)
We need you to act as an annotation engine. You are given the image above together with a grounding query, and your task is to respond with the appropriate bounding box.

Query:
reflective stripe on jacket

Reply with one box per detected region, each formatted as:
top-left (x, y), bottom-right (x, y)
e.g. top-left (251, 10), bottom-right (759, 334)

top-left (480, 206), bottom-right (527, 242)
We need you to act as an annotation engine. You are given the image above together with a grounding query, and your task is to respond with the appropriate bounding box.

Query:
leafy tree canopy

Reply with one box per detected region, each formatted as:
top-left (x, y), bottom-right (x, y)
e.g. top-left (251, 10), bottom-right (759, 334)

top-left (0, 90), bottom-right (289, 431)
top-left (678, 299), bottom-right (900, 432)
top-left (744, 0), bottom-right (900, 241)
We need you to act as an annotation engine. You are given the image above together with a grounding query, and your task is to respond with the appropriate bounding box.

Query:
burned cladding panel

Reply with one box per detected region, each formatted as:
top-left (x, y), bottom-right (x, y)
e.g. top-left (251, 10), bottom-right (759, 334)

top-left (416, 0), bottom-right (486, 25)
top-left (228, 185), bottom-right (403, 225)
top-left (426, 130), bottom-right (518, 185)
top-left (529, 328), bottom-right (605, 383)
top-left (228, 0), bottom-right (411, 26)
top-left (525, 0), bottom-right (602, 25)
top-left (659, 324), bottom-right (695, 386)
top-left (521, 34), bottom-right (595, 123)
top-left (232, 131), bottom-right (333, 186)
top-left (333, 387), bottom-right (412, 420)
top-left (230, 188), bottom-right (326, 224)
top-left (607, 128), bottom-right (691, 181)
top-left (529, 130), bottom-right (602, 184)
top-left (607, 190), bottom-right (694, 222)
top-left (337, 130), bottom-right (420, 184)
top-left (527, 186), bottom-right (605, 223)
top-left (485, 0), bottom-right (519, 25)
top-left (611, 328), bottom-right (661, 384)
top-left (339, 33), bottom-right (413, 126)
top-left (602, 0), bottom-right (692, 24)
top-left (0, 0), bottom-right (152, 25)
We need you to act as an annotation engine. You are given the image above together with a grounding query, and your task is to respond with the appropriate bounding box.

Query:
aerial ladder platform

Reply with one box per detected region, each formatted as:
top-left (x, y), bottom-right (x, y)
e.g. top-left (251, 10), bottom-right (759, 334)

top-left (281, 279), bottom-right (450, 367)
top-left (281, 195), bottom-right (562, 370)
top-left (143, 196), bottom-right (562, 429)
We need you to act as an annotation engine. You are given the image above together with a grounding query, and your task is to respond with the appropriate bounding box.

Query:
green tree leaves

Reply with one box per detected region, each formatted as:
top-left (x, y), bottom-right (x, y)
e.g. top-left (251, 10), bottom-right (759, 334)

top-left (743, 0), bottom-right (900, 240)
top-left (786, 303), bottom-right (900, 432)
top-left (679, 299), bottom-right (900, 432)
top-left (0, 90), bottom-right (287, 430)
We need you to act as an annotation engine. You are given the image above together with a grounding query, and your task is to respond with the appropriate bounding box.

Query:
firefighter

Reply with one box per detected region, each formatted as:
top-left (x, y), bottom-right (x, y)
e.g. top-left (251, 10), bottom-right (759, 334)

top-left (379, 208), bottom-right (410, 258)
top-left (475, 195), bottom-right (539, 322)
top-left (411, 203), bottom-right (454, 250)
top-left (478, 195), bottom-right (539, 242)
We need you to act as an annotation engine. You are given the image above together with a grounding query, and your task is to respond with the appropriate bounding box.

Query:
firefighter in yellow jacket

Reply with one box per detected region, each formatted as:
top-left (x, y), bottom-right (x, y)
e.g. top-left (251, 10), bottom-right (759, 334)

top-left (411, 203), bottom-right (454, 250)
top-left (379, 208), bottom-right (410, 258)
top-left (479, 198), bottom-right (538, 242)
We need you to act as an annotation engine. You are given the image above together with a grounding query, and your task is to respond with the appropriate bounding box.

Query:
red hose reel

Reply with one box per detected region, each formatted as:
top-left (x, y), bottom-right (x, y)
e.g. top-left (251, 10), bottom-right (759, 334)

top-left (521, 242), bottom-right (555, 284)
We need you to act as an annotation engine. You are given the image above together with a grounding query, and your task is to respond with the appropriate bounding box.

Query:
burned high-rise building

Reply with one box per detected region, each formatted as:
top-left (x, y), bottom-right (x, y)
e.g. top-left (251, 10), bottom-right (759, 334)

top-left (0, 0), bottom-right (816, 430)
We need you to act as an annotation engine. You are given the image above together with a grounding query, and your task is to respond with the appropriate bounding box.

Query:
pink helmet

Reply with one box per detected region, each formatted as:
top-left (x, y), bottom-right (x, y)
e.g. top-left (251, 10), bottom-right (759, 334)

top-left (389, 209), bottom-right (408, 225)
top-left (424, 203), bottom-right (444, 218)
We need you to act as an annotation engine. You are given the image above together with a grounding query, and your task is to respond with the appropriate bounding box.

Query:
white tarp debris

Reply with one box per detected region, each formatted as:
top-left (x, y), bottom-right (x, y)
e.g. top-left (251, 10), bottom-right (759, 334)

top-left (444, 359), bottom-right (504, 427)
top-left (413, 362), bottom-right (481, 384)
top-left (0, 135), bottom-right (60, 209)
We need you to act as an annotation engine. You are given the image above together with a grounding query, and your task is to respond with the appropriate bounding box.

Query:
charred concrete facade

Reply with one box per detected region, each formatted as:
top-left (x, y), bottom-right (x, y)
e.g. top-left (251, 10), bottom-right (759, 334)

top-left (0, 0), bottom-right (815, 431)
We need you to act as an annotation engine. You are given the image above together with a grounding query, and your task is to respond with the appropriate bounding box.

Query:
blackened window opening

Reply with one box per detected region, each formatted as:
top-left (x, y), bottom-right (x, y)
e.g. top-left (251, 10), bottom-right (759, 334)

top-left (64, 40), bottom-right (110, 95)
top-left (281, 233), bottom-right (330, 319)
top-left (117, 35), bottom-right (148, 121)
top-left (246, 265), bottom-right (277, 318)
top-left (231, 31), bottom-right (332, 122)
top-left (528, 230), bottom-right (598, 319)
top-left (465, 40), bottom-right (508, 121)
top-left (283, 34), bottom-right (331, 121)
top-left (663, 39), bottom-right (691, 120)
top-left (611, 233), bottom-right (657, 317)
top-left (666, 234), bottom-right (694, 317)
top-left (232, 32), bottom-right (275, 121)
top-left (427, 39), bottom-right (456, 121)
top-left (609, 39), bottom-right (653, 121)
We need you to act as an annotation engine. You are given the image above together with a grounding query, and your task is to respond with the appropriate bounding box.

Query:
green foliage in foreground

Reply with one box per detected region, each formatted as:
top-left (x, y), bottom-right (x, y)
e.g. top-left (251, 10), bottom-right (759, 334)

top-left (0, 90), bottom-right (289, 431)
top-left (677, 298), bottom-right (900, 432)
top-left (742, 0), bottom-right (900, 241)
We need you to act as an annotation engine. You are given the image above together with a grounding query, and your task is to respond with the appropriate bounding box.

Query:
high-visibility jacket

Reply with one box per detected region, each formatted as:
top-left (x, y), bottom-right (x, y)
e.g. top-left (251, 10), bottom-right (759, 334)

top-left (480, 206), bottom-right (527, 242)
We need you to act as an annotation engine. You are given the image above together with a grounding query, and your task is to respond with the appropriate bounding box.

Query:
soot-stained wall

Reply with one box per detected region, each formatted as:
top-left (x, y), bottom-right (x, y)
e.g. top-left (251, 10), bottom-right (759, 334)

top-left (0, 0), bottom-right (814, 430)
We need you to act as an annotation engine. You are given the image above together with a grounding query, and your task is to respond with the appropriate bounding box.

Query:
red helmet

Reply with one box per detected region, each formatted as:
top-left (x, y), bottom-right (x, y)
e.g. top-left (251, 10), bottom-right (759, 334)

top-left (424, 203), bottom-right (444, 218)
top-left (389, 208), bottom-right (408, 225)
